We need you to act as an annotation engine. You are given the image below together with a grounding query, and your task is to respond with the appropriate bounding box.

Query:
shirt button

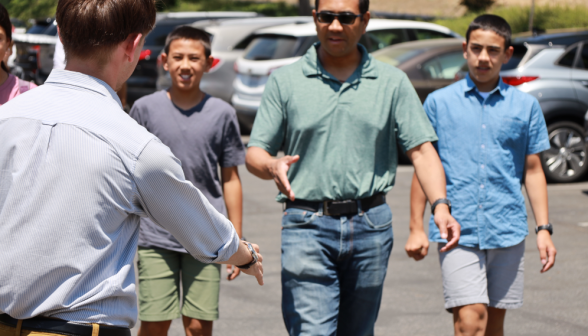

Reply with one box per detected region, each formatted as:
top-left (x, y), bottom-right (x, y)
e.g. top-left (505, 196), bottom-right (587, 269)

top-left (480, 184), bottom-right (484, 189)
top-left (481, 144), bottom-right (485, 149)
top-left (481, 164), bottom-right (485, 169)
top-left (479, 204), bottom-right (483, 209)
top-left (482, 124), bottom-right (486, 129)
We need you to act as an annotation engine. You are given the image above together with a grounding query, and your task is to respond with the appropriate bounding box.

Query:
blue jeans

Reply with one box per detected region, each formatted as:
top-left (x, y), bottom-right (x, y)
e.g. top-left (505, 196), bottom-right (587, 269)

top-left (281, 203), bottom-right (394, 336)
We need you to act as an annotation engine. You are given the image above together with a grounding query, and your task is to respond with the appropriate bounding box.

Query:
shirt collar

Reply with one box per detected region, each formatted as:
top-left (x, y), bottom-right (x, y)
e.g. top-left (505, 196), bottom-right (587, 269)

top-left (463, 73), bottom-right (507, 97)
top-left (301, 42), bottom-right (378, 80)
top-left (45, 69), bottom-right (123, 108)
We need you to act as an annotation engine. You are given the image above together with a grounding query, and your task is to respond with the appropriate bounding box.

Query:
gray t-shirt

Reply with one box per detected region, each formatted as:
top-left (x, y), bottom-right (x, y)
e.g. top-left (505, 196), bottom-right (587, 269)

top-left (130, 90), bottom-right (245, 252)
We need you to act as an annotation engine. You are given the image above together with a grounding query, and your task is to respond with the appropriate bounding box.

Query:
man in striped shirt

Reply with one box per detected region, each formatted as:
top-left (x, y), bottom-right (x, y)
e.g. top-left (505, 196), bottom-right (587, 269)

top-left (0, 0), bottom-right (264, 335)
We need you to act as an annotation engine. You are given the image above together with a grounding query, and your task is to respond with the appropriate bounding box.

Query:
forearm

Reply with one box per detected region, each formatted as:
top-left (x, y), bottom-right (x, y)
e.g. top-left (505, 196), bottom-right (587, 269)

top-left (409, 172), bottom-right (428, 232)
top-left (222, 175), bottom-right (243, 238)
top-left (245, 146), bottom-right (275, 180)
top-left (525, 164), bottom-right (549, 226)
top-left (408, 142), bottom-right (448, 204)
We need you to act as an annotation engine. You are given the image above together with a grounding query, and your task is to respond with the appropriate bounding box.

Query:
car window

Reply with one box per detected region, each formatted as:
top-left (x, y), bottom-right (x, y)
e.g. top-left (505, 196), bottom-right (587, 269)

top-left (365, 29), bottom-right (409, 53)
top-left (413, 29), bottom-right (453, 40)
top-left (502, 44), bottom-right (528, 71)
top-left (421, 51), bottom-right (466, 79)
top-left (27, 25), bottom-right (50, 35)
top-left (145, 24), bottom-right (178, 47)
top-left (373, 47), bottom-right (426, 67)
top-left (558, 47), bottom-right (577, 67)
top-left (234, 35), bottom-right (256, 50)
top-left (243, 35), bottom-right (300, 60)
top-left (578, 44), bottom-right (588, 69)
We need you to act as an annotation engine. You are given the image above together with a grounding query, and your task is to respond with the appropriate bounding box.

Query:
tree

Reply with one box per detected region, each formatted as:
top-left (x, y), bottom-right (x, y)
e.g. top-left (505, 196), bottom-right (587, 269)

top-left (460, 0), bottom-right (495, 12)
top-left (0, 0), bottom-right (58, 21)
top-left (299, 0), bottom-right (312, 16)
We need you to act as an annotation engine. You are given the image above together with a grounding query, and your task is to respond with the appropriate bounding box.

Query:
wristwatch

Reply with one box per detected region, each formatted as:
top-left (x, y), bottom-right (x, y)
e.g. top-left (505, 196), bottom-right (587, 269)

top-left (236, 241), bottom-right (258, 270)
top-left (431, 198), bottom-right (452, 215)
top-left (535, 223), bottom-right (553, 235)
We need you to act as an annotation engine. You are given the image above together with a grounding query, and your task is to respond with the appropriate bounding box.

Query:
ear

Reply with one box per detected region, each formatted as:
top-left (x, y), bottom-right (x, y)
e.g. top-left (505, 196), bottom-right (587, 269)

top-left (125, 33), bottom-right (143, 63)
top-left (462, 41), bottom-right (468, 59)
top-left (204, 55), bottom-right (214, 73)
top-left (361, 11), bottom-right (371, 34)
top-left (161, 52), bottom-right (169, 72)
top-left (503, 45), bottom-right (514, 64)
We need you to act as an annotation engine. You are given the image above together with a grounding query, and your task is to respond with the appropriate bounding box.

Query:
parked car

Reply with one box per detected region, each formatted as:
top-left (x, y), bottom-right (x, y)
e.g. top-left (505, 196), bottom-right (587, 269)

top-left (156, 16), bottom-right (314, 103)
top-left (232, 19), bottom-right (460, 132)
top-left (12, 18), bottom-right (55, 82)
top-left (127, 11), bottom-right (260, 106)
top-left (513, 29), bottom-right (588, 47)
top-left (499, 40), bottom-right (588, 183)
top-left (373, 38), bottom-right (465, 102)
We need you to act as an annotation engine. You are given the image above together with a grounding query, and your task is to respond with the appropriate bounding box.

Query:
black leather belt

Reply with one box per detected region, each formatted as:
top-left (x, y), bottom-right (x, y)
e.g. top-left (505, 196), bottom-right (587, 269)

top-left (0, 314), bottom-right (130, 336)
top-left (285, 193), bottom-right (386, 217)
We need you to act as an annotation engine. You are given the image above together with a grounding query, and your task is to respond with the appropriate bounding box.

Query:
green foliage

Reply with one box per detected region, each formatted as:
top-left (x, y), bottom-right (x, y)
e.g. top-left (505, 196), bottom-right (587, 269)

top-left (460, 0), bottom-right (495, 13)
top-left (435, 5), bottom-right (588, 37)
top-left (0, 0), bottom-right (58, 22)
top-left (164, 0), bottom-right (298, 16)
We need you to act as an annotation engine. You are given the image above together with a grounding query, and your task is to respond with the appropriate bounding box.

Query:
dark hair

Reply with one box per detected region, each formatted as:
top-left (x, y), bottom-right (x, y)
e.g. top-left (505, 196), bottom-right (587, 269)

top-left (56, 0), bottom-right (156, 63)
top-left (0, 4), bottom-right (12, 73)
top-left (163, 26), bottom-right (211, 58)
top-left (315, 0), bottom-right (369, 14)
top-left (466, 14), bottom-right (512, 49)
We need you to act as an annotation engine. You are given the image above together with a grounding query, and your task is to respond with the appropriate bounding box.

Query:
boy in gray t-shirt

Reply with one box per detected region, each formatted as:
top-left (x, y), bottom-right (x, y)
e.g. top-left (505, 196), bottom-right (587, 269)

top-left (129, 26), bottom-right (245, 336)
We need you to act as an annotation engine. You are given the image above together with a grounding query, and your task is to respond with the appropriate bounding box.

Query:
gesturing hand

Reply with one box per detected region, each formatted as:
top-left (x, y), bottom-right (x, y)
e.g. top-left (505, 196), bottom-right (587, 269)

top-left (405, 229), bottom-right (429, 261)
top-left (239, 243), bottom-right (264, 286)
top-left (434, 205), bottom-right (461, 252)
top-left (269, 155), bottom-right (299, 201)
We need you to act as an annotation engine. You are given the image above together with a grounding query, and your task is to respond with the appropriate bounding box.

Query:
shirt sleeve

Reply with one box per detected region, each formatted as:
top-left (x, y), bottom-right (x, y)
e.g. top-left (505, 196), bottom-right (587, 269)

top-left (422, 94), bottom-right (439, 151)
top-left (129, 102), bottom-right (146, 129)
top-left (394, 74), bottom-right (438, 152)
top-left (526, 99), bottom-right (550, 155)
top-left (247, 73), bottom-right (287, 156)
top-left (133, 138), bottom-right (240, 263)
top-left (220, 107), bottom-right (246, 168)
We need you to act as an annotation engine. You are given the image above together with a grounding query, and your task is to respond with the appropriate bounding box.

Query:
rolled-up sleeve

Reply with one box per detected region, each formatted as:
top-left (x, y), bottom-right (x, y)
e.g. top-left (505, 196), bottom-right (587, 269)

top-left (133, 139), bottom-right (239, 263)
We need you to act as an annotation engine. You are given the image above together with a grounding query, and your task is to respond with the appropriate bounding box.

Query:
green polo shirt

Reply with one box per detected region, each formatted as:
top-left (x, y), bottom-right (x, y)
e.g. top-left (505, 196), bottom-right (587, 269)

top-left (248, 43), bottom-right (437, 202)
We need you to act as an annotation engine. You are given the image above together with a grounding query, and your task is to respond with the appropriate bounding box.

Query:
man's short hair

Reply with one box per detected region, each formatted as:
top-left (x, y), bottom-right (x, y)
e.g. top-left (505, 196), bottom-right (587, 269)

top-left (163, 26), bottom-right (211, 58)
top-left (56, 0), bottom-right (156, 63)
top-left (315, 0), bottom-right (369, 14)
top-left (466, 14), bottom-right (512, 49)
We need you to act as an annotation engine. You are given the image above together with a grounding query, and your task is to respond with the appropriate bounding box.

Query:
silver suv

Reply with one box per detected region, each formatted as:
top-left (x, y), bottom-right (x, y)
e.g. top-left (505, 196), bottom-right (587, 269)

top-left (501, 40), bottom-right (588, 182)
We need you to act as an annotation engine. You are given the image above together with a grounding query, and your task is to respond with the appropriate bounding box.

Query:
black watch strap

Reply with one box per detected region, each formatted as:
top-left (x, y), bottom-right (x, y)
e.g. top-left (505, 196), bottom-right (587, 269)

top-left (431, 198), bottom-right (451, 215)
top-left (236, 242), bottom-right (258, 269)
top-left (535, 224), bottom-right (553, 235)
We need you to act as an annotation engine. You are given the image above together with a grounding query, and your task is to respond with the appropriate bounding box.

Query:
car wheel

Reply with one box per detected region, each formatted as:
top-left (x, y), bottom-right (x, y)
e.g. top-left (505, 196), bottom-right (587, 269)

top-left (541, 121), bottom-right (588, 183)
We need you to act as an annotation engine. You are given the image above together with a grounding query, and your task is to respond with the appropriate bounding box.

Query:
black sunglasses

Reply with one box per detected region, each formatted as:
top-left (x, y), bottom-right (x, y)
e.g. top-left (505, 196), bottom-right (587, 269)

top-left (317, 11), bottom-right (362, 25)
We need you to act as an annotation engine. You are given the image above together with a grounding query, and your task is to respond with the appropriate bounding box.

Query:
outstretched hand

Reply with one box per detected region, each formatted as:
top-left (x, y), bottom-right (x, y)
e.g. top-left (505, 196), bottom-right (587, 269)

top-left (269, 155), bottom-right (299, 201)
top-left (239, 243), bottom-right (264, 285)
top-left (434, 205), bottom-right (460, 252)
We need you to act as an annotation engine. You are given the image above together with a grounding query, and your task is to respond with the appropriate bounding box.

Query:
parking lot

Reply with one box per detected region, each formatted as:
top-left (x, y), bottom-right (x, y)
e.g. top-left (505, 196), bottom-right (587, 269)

top-left (131, 163), bottom-right (588, 336)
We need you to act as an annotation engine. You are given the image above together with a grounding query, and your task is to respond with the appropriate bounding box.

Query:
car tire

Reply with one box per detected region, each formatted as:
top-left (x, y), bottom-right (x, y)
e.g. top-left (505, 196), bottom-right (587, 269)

top-left (540, 121), bottom-right (588, 183)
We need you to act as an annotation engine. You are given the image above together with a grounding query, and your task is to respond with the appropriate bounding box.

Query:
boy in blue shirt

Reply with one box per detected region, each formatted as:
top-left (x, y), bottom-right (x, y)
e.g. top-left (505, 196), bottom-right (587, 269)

top-left (407, 15), bottom-right (557, 336)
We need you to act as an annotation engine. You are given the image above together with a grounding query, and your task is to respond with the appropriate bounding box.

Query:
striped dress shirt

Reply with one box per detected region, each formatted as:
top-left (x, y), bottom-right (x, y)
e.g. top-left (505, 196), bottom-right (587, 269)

top-left (0, 70), bottom-right (240, 328)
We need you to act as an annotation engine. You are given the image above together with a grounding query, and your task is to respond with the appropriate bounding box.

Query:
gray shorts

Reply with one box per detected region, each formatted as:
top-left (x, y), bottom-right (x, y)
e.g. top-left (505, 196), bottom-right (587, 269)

top-left (438, 240), bottom-right (525, 311)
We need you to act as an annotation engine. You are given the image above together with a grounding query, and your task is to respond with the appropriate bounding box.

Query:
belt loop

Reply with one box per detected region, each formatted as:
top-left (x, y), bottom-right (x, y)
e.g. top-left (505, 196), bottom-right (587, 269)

top-left (318, 202), bottom-right (324, 217)
top-left (91, 323), bottom-right (99, 336)
top-left (357, 199), bottom-right (364, 216)
top-left (14, 320), bottom-right (22, 336)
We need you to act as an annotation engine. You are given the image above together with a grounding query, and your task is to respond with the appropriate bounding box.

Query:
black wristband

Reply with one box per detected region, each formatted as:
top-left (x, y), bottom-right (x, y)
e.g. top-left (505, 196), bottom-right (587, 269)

top-left (431, 198), bottom-right (452, 215)
top-left (535, 224), bottom-right (553, 235)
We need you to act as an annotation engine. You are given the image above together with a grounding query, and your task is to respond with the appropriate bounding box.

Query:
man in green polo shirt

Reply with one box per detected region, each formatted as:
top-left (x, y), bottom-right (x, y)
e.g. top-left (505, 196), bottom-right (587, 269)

top-left (246, 0), bottom-right (461, 335)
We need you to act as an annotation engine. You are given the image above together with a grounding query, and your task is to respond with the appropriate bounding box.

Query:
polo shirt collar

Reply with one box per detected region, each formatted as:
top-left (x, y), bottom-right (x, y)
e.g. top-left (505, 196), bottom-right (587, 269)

top-left (45, 69), bottom-right (123, 108)
top-left (301, 42), bottom-right (378, 80)
top-left (463, 73), bottom-right (507, 97)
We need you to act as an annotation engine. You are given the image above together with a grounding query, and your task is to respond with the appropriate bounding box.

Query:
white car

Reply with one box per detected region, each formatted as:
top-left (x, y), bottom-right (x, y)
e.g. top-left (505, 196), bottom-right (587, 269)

top-left (232, 19), bottom-right (460, 131)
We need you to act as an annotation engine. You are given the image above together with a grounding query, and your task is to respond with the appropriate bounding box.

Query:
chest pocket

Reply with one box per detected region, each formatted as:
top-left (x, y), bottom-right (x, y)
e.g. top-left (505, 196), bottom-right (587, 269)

top-left (497, 117), bottom-right (526, 149)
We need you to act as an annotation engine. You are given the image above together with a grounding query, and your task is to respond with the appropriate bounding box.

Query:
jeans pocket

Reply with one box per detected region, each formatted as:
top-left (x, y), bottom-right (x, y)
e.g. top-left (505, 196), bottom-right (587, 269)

top-left (363, 203), bottom-right (393, 229)
top-left (282, 208), bottom-right (317, 229)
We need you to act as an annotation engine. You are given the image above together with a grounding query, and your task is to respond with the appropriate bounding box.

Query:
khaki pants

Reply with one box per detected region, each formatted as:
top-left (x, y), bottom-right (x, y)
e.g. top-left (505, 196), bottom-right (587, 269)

top-left (0, 321), bottom-right (100, 336)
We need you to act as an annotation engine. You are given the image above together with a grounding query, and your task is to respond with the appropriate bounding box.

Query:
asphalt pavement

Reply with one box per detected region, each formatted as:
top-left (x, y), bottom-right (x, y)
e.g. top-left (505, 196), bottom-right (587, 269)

top-left (131, 164), bottom-right (588, 336)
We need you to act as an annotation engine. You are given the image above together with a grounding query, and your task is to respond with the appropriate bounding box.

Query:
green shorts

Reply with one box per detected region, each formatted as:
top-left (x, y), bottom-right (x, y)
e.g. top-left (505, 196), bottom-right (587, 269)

top-left (137, 247), bottom-right (221, 322)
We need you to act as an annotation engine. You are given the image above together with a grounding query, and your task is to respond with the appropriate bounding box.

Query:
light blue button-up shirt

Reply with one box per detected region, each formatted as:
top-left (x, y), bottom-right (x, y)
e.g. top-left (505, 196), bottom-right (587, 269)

top-left (0, 70), bottom-right (239, 327)
top-left (425, 75), bottom-right (550, 249)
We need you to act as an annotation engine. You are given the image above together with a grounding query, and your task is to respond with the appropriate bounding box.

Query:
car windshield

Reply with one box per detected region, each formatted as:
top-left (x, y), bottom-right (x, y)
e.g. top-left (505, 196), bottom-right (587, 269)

top-left (243, 35), bottom-right (317, 60)
top-left (373, 47), bottom-right (426, 67)
top-left (27, 25), bottom-right (50, 34)
top-left (502, 44), bottom-right (528, 70)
